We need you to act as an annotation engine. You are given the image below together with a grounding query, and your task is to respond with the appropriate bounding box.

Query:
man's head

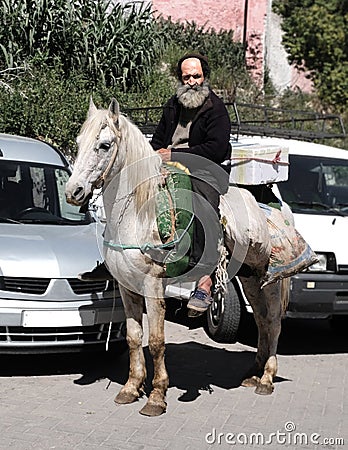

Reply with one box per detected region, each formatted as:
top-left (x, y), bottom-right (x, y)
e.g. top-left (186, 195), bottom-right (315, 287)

top-left (176, 53), bottom-right (210, 83)
top-left (176, 53), bottom-right (210, 109)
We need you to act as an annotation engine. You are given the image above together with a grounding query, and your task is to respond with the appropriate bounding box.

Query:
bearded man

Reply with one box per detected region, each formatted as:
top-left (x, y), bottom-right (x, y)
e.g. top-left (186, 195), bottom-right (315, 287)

top-left (151, 53), bottom-right (232, 316)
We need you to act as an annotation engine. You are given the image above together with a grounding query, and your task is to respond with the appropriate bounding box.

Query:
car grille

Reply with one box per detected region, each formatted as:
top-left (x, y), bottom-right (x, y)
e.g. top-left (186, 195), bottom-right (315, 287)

top-left (1, 277), bottom-right (50, 294)
top-left (67, 279), bottom-right (108, 294)
top-left (0, 322), bottom-right (126, 347)
top-left (0, 277), bottom-right (108, 295)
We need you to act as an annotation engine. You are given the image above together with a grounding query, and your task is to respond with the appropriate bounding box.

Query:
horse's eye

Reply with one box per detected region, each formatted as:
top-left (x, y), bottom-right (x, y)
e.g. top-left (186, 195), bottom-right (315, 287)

top-left (99, 142), bottom-right (111, 151)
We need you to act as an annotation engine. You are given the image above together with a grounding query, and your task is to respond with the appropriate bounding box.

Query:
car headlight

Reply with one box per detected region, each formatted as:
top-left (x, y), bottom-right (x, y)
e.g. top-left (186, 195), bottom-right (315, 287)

top-left (307, 252), bottom-right (336, 272)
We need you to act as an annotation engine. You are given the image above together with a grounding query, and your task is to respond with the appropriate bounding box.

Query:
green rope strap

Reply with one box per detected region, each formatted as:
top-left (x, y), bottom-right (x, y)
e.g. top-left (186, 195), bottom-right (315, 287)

top-left (103, 213), bottom-right (194, 253)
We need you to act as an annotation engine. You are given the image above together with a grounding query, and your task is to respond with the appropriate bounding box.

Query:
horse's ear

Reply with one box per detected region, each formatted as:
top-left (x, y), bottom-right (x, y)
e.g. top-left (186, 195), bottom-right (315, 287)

top-left (88, 97), bottom-right (98, 117)
top-left (108, 98), bottom-right (120, 126)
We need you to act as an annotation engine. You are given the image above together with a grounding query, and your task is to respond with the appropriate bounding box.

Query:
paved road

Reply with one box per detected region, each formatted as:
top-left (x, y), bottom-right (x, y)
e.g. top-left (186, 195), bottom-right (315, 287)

top-left (0, 312), bottom-right (347, 450)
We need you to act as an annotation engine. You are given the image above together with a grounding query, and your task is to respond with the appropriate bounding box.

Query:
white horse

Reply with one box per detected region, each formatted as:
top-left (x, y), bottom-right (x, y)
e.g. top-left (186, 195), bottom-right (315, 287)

top-left (66, 98), bottom-right (288, 416)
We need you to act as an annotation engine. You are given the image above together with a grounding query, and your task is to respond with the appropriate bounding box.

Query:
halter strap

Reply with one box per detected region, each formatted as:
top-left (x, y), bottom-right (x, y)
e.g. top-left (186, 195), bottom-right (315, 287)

top-left (92, 125), bottom-right (121, 189)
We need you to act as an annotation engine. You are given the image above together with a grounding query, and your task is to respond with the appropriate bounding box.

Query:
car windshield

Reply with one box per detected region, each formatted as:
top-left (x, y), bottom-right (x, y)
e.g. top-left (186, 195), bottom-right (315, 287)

top-left (278, 155), bottom-right (348, 216)
top-left (0, 160), bottom-right (92, 224)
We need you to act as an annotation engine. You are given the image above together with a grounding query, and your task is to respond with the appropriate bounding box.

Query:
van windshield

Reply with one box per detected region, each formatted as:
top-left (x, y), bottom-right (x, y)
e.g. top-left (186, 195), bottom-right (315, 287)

top-left (278, 155), bottom-right (348, 216)
top-left (0, 160), bottom-right (93, 224)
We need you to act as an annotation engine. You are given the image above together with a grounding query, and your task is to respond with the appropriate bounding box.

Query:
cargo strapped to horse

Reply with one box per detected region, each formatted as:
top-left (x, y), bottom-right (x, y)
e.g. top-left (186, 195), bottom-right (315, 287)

top-left (156, 163), bottom-right (194, 277)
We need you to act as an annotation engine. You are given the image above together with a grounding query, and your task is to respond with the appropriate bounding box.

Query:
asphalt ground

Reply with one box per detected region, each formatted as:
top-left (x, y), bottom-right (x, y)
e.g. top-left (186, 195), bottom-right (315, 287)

top-left (0, 310), bottom-right (347, 450)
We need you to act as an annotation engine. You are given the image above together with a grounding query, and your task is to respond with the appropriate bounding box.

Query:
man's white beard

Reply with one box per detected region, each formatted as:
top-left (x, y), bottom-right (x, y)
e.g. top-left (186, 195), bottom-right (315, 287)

top-left (177, 81), bottom-right (210, 109)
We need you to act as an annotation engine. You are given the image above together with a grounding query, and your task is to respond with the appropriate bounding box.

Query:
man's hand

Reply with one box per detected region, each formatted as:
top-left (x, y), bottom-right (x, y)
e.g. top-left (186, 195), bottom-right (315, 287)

top-left (156, 148), bottom-right (171, 162)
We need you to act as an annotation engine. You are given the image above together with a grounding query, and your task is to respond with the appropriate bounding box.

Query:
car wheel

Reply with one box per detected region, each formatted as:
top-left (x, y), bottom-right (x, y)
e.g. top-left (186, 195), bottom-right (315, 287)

top-left (205, 280), bottom-right (241, 343)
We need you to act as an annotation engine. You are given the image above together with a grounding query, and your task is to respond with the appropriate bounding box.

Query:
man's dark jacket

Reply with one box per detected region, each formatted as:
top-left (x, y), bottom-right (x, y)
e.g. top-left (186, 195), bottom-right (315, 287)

top-left (150, 90), bottom-right (232, 174)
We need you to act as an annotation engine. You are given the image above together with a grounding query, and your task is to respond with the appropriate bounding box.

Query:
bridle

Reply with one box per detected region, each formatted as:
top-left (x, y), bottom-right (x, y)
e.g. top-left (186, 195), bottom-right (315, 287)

top-left (91, 121), bottom-right (122, 190)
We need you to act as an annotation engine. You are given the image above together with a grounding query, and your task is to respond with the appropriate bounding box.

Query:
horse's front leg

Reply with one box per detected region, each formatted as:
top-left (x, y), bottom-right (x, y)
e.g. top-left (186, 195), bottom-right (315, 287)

top-left (140, 295), bottom-right (168, 416)
top-left (240, 276), bottom-right (281, 395)
top-left (114, 286), bottom-right (146, 405)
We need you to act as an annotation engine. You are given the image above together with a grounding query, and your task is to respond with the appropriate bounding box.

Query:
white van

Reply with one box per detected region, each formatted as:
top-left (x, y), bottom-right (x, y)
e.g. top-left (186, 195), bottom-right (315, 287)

top-left (231, 135), bottom-right (348, 322)
top-left (0, 134), bottom-right (126, 353)
top-left (274, 138), bottom-right (348, 321)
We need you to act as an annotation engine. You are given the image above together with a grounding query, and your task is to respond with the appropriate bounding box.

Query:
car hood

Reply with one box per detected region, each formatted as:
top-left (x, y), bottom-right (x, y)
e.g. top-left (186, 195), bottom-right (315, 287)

top-left (293, 213), bottom-right (348, 266)
top-left (0, 223), bottom-right (104, 278)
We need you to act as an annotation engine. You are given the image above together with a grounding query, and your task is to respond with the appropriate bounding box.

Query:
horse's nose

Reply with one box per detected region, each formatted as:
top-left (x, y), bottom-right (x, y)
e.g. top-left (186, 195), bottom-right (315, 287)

top-left (72, 186), bottom-right (84, 200)
top-left (66, 185), bottom-right (86, 205)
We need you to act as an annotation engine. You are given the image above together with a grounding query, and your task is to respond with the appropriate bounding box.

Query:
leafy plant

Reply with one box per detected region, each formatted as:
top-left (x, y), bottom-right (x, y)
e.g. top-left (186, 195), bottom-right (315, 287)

top-left (0, 0), bottom-right (167, 89)
top-left (273, 0), bottom-right (348, 112)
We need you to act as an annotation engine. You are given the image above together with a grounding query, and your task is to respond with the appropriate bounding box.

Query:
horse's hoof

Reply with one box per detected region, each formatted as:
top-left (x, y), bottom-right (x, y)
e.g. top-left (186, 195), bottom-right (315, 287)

top-left (114, 390), bottom-right (139, 405)
top-left (241, 376), bottom-right (260, 388)
top-left (255, 383), bottom-right (274, 395)
top-left (139, 402), bottom-right (166, 417)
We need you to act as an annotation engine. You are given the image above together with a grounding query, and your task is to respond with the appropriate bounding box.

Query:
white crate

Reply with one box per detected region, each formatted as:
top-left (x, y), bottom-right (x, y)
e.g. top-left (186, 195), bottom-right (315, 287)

top-left (229, 144), bottom-right (289, 185)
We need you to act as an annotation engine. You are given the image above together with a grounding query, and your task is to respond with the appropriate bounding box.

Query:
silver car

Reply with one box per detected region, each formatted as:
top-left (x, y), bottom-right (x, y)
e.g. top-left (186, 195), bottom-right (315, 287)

top-left (0, 133), bottom-right (126, 353)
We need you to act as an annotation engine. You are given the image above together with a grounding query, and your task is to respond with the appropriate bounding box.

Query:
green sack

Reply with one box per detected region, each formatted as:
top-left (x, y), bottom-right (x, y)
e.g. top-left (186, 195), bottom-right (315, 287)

top-left (156, 164), bottom-right (194, 278)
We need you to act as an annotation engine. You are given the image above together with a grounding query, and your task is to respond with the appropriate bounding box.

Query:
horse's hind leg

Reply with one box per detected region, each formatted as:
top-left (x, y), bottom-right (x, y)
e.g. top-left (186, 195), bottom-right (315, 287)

top-left (139, 295), bottom-right (168, 416)
top-left (240, 277), bottom-right (282, 395)
top-left (114, 287), bottom-right (146, 405)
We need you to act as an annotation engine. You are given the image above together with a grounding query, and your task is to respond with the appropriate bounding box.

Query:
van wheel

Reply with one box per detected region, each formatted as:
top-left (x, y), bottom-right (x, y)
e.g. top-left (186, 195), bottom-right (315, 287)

top-left (205, 280), bottom-right (241, 343)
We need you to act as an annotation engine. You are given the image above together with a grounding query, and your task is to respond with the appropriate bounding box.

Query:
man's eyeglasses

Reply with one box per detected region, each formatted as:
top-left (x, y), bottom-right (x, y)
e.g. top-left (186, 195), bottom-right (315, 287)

top-left (182, 73), bottom-right (203, 82)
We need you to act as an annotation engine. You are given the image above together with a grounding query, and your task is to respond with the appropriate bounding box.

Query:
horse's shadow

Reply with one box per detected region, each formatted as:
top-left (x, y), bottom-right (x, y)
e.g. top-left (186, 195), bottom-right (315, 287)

top-left (148, 343), bottom-right (258, 400)
top-left (73, 341), bottom-right (288, 399)
top-left (72, 342), bottom-right (256, 390)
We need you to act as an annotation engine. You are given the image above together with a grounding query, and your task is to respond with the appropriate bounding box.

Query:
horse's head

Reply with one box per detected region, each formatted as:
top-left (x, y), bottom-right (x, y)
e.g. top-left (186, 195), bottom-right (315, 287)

top-left (65, 98), bottom-right (122, 206)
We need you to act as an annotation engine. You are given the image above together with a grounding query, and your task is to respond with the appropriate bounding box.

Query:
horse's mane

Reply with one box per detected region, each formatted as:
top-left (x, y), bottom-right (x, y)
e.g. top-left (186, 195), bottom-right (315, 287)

top-left (117, 114), bottom-right (161, 215)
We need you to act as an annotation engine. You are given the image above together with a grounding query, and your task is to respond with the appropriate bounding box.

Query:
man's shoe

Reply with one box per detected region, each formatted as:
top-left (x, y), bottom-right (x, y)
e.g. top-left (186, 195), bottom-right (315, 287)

top-left (78, 262), bottom-right (113, 281)
top-left (187, 288), bottom-right (213, 317)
